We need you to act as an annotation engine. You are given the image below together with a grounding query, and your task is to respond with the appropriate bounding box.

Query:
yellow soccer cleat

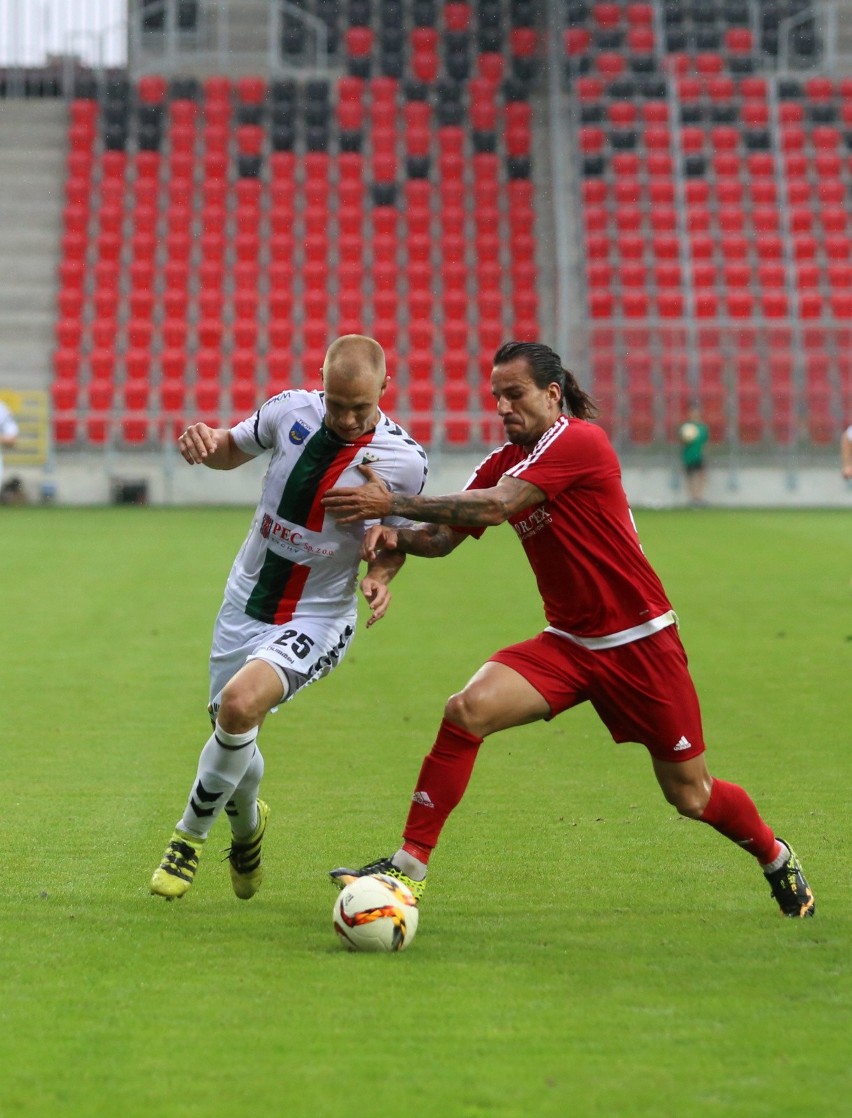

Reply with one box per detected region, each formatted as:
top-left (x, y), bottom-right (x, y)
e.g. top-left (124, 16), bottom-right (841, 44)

top-left (329, 856), bottom-right (426, 904)
top-left (765, 839), bottom-right (815, 918)
top-left (150, 832), bottom-right (205, 899)
top-left (226, 799), bottom-right (269, 900)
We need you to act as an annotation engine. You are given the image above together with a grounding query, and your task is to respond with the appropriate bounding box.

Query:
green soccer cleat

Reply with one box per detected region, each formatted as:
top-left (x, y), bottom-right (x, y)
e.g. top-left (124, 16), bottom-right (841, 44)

top-left (150, 831), bottom-right (205, 899)
top-left (765, 839), bottom-right (815, 918)
top-left (329, 856), bottom-right (426, 904)
top-left (226, 799), bottom-right (269, 900)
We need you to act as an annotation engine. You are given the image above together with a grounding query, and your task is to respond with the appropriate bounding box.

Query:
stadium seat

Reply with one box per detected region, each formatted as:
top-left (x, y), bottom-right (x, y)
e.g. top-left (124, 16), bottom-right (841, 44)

top-left (86, 376), bottom-right (114, 444)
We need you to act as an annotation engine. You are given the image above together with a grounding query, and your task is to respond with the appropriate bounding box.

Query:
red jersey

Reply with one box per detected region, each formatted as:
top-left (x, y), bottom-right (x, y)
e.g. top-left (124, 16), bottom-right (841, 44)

top-left (462, 416), bottom-right (673, 639)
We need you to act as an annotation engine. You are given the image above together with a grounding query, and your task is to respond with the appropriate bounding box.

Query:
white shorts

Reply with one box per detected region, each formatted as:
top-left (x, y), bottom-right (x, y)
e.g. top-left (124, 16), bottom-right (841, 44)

top-left (209, 598), bottom-right (356, 713)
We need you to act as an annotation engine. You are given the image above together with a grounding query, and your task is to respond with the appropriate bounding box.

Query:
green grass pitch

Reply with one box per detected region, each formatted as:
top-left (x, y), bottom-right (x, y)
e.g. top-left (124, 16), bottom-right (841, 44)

top-left (1, 505), bottom-right (850, 1117)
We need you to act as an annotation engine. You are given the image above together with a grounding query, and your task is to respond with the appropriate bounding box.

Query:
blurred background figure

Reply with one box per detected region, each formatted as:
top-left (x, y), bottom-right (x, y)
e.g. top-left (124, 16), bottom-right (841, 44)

top-left (0, 398), bottom-right (19, 493)
top-left (679, 405), bottom-right (710, 506)
top-left (841, 423), bottom-right (852, 482)
top-left (0, 476), bottom-right (27, 505)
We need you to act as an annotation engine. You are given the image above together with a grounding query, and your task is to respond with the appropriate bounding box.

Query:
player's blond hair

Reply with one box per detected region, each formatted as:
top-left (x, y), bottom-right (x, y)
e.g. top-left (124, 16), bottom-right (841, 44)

top-left (323, 335), bottom-right (386, 384)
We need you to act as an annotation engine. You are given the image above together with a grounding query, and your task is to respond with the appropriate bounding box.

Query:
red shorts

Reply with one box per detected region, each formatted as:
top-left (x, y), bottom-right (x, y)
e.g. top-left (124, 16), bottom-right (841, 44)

top-left (489, 626), bottom-right (706, 763)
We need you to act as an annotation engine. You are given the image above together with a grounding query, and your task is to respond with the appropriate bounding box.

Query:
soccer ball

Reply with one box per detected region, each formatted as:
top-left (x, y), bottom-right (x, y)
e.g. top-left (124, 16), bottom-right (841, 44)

top-left (332, 873), bottom-right (420, 953)
top-left (680, 421), bottom-right (700, 442)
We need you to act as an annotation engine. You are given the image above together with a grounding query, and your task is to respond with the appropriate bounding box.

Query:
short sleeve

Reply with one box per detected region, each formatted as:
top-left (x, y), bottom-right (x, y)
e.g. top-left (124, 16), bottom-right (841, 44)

top-left (504, 420), bottom-right (604, 501)
top-left (382, 446), bottom-right (429, 531)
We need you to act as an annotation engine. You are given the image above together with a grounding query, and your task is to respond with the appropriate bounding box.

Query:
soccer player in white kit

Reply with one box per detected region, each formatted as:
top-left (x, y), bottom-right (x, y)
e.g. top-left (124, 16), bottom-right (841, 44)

top-left (150, 336), bottom-right (428, 900)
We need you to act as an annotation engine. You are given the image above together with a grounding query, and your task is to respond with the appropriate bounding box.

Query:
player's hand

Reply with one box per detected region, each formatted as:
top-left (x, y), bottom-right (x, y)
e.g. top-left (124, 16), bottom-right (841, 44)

top-left (179, 422), bottom-right (217, 464)
top-left (323, 464), bottom-right (393, 523)
top-left (360, 575), bottom-right (391, 628)
top-left (360, 524), bottom-right (399, 561)
top-left (843, 465), bottom-right (852, 480)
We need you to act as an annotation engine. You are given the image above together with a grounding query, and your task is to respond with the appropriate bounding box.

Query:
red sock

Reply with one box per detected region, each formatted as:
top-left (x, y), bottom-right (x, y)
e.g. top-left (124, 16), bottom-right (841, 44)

top-left (400, 717), bottom-right (483, 861)
top-left (699, 778), bottom-right (779, 864)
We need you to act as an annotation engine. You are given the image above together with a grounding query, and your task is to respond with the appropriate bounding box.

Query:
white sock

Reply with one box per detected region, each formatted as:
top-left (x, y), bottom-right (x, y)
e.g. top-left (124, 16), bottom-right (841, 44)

top-left (177, 723), bottom-right (259, 840)
top-left (392, 848), bottom-right (428, 881)
top-left (226, 745), bottom-right (266, 839)
top-left (761, 840), bottom-right (790, 875)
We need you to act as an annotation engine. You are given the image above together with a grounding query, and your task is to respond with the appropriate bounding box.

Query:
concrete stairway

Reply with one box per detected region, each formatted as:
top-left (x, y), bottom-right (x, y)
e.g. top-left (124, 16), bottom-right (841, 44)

top-left (835, 4), bottom-right (852, 61)
top-left (0, 100), bottom-right (66, 390)
top-left (133, 0), bottom-right (332, 78)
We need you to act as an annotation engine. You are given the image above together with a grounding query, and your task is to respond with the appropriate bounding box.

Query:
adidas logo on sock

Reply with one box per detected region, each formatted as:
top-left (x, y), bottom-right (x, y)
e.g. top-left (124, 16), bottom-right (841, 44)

top-left (412, 790), bottom-right (435, 808)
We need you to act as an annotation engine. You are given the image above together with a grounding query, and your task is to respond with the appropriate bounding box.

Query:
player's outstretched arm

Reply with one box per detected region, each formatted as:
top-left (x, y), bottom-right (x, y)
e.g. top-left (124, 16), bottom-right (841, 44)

top-left (178, 424), bottom-right (255, 470)
top-left (362, 523), bottom-right (465, 562)
top-left (323, 465), bottom-right (544, 527)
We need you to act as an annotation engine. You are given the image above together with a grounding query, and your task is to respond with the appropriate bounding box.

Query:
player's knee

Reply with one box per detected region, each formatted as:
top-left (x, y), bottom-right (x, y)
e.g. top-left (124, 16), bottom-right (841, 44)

top-left (218, 682), bottom-right (262, 734)
top-left (444, 689), bottom-right (487, 737)
top-left (665, 784), bottom-right (708, 819)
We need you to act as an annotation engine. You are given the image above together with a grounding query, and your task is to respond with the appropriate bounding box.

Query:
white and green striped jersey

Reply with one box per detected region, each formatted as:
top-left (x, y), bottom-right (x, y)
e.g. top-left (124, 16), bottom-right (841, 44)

top-left (225, 389), bottom-right (428, 624)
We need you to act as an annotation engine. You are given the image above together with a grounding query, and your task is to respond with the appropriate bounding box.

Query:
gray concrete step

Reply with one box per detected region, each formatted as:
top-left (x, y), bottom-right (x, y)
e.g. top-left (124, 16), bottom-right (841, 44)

top-left (0, 340), bottom-right (55, 384)
top-left (134, 0), bottom-right (280, 74)
top-left (0, 287), bottom-right (58, 313)
top-left (0, 102), bottom-right (65, 383)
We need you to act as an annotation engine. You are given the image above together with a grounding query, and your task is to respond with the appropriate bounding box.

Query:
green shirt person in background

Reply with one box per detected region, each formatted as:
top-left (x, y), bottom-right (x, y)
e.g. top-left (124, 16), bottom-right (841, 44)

top-left (679, 405), bottom-right (710, 506)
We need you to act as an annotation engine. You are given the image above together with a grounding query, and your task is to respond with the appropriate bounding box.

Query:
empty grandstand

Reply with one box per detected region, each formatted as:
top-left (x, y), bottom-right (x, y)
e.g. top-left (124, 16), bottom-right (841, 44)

top-left (0, 0), bottom-right (850, 504)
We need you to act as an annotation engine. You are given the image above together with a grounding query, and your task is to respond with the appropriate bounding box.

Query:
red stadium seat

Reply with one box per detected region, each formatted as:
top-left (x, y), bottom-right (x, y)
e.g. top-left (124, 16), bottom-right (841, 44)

top-left (58, 287), bottom-right (84, 319)
top-left (650, 233), bottom-right (678, 261)
top-left (52, 374), bottom-right (79, 443)
top-left (751, 169), bottom-right (779, 203)
top-left (693, 291), bottom-right (719, 319)
top-left (824, 233), bottom-right (851, 260)
top-left (86, 376), bottom-right (114, 444)
top-left (755, 235), bottom-right (784, 261)
top-left (89, 344), bottom-right (114, 380)
top-left (126, 318), bottom-right (153, 349)
top-left (723, 262), bottom-right (751, 289)
top-left (129, 289), bottom-right (155, 320)
top-left (737, 387), bottom-right (764, 444)
top-left (56, 317), bottom-right (84, 349)
top-left (691, 261), bottom-right (716, 290)
top-left (121, 384), bottom-right (151, 445)
top-left (658, 291), bottom-right (684, 318)
top-left (53, 346), bottom-right (81, 381)
top-left (236, 75), bottom-right (265, 103)
top-left (124, 347), bottom-right (152, 383)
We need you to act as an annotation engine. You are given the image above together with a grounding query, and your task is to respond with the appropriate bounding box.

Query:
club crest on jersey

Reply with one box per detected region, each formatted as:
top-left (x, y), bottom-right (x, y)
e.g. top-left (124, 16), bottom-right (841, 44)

top-left (361, 452), bottom-right (380, 464)
top-left (289, 420), bottom-right (311, 445)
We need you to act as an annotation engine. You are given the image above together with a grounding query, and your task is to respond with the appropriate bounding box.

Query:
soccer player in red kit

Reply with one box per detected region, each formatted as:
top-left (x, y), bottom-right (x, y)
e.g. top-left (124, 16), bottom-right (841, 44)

top-left (322, 341), bottom-right (815, 919)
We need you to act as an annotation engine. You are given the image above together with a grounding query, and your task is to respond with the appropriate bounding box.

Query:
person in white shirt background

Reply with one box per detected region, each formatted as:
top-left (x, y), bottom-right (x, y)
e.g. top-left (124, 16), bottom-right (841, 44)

top-left (0, 399), bottom-right (20, 493)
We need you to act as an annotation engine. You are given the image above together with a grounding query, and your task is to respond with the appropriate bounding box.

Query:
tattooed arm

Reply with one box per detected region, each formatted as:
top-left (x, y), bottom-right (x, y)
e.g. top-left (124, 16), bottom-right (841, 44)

top-left (360, 522), bottom-right (466, 562)
top-left (322, 464), bottom-right (545, 528)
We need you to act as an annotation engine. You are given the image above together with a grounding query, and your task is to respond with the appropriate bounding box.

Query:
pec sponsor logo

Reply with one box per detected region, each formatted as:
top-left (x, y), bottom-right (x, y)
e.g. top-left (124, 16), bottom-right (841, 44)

top-left (260, 514), bottom-right (305, 547)
top-left (289, 420), bottom-right (311, 445)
